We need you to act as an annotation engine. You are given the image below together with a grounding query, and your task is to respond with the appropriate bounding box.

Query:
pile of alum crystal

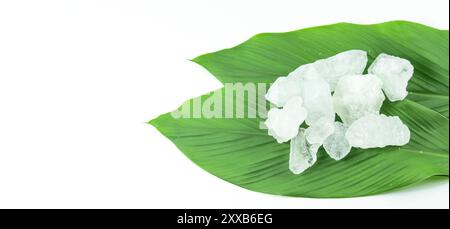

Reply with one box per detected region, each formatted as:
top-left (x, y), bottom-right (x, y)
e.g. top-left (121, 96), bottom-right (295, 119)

top-left (264, 50), bottom-right (413, 174)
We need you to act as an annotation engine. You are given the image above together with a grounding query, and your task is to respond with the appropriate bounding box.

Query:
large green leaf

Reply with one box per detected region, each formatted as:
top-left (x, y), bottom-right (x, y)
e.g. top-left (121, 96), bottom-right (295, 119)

top-left (150, 21), bottom-right (449, 197)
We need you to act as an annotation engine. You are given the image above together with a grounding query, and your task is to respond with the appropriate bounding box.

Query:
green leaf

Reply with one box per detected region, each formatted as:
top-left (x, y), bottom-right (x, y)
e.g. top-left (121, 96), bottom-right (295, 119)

top-left (407, 92), bottom-right (449, 118)
top-left (193, 21), bottom-right (449, 117)
top-left (150, 21), bottom-right (449, 197)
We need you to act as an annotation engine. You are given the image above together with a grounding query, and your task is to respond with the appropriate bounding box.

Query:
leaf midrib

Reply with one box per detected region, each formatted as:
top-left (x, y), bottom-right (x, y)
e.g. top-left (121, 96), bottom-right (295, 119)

top-left (400, 148), bottom-right (449, 159)
top-left (154, 125), bottom-right (267, 136)
top-left (157, 126), bottom-right (449, 159)
top-left (409, 91), bottom-right (449, 100)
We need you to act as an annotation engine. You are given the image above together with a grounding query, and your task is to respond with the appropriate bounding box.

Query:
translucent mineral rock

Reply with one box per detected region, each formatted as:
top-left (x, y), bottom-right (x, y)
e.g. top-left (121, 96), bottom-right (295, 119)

top-left (265, 96), bottom-right (307, 143)
top-left (368, 53), bottom-right (414, 101)
top-left (266, 50), bottom-right (367, 106)
top-left (345, 114), bottom-right (410, 148)
top-left (289, 128), bottom-right (319, 174)
top-left (288, 50), bottom-right (367, 91)
top-left (265, 76), bottom-right (301, 107)
top-left (314, 50), bottom-right (368, 91)
top-left (297, 77), bottom-right (335, 126)
top-left (305, 117), bottom-right (335, 145)
top-left (333, 74), bottom-right (385, 124)
top-left (287, 62), bottom-right (322, 80)
top-left (323, 122), bottom-right (352, 160)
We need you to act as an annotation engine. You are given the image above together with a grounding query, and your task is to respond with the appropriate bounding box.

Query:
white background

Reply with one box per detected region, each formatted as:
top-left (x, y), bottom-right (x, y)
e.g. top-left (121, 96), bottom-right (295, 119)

top-left (0, 0), bottom-right (448, 209)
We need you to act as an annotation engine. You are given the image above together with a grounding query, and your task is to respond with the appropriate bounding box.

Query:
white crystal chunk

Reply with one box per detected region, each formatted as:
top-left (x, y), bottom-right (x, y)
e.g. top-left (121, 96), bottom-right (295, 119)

top-left (323, 122), bottom-right (352, 160)
top-left (265, 96), bottom-right (307, 143)
top-left (266, 50), bottom-right (368, 106)
top-left (289, 129), bottom-right (319, 174)
top-left (305, 117), bottom-right (335, 145)
top-left (297, 77), bottom-right (335, 126)
top-left (314, 50), bottom-right (368, 91)
top-left (345, 114), bottom-right (410, 148)
top-left (333, 74), bottom-right (385, 124)
top-left (265, 76), bottom-right (301, 107)
top-left (288, 50), bottom-right (367, 91)
top-left (287, 62), bottom-right (323, 82)
top-left (368, 53), bottom-right (414, 101)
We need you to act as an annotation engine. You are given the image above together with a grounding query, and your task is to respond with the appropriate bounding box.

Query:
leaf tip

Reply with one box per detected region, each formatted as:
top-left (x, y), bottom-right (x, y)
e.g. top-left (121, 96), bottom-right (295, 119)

top-left (147, 118), bottom-right (159, 127)
top-left (190, 55), bottom-right (205, 66)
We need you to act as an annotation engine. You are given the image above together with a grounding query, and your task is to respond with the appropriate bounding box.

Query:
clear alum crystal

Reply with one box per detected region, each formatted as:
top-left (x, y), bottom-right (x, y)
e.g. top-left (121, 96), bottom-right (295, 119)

top-left (289, 128), bottom-right (319, 174)
top-left (296, 77), bottom-right (335, 126)
top-left (265, 76), bottom-right (302, 107)
top-left (345, 114), bottom-right (411, 149)
top-left (305, 117), bottom-right (335, 145)
top-left (312, 50), bottom-right (368, 91)
top-left (265, 96), bottom-right (307, 143)
top-left (266, 50), bottom-right (368, 106)
top-left (333, 74), bottom-right (385, 125)
top-left (323, 122), bottom-right (352, 160)
top-left (368, 53), bottom-right (414, 102)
